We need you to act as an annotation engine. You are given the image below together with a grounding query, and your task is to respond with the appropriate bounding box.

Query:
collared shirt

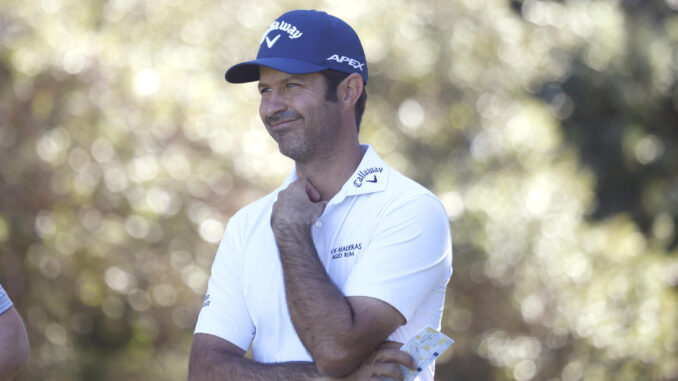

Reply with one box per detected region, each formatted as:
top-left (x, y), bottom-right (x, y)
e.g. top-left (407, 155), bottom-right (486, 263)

top-left (195, 144), bottom-right (453, 380)
top-left (0, 284), bottom-right (13, 315)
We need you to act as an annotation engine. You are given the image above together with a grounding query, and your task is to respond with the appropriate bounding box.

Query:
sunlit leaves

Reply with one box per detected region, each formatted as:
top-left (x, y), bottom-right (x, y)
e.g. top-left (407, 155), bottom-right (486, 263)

top-left (1, 0), bottom-right (677, 380)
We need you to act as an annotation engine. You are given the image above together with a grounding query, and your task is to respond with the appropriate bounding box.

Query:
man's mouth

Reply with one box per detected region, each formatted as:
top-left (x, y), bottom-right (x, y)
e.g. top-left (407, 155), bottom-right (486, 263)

top-left (269, 118), bottom-right (299, 129)
top-left (266, 111), bottom-right (302, 130)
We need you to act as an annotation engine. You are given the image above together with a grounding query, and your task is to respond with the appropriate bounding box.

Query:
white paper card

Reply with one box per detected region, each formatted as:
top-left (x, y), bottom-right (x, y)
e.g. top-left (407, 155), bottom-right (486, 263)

top-left (398, 326), bottom-right (454, 381)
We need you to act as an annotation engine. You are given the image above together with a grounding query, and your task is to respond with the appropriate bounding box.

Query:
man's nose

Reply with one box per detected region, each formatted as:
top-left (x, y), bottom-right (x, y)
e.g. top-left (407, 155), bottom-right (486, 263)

top-left (261, 90), bottom-right (287, 118)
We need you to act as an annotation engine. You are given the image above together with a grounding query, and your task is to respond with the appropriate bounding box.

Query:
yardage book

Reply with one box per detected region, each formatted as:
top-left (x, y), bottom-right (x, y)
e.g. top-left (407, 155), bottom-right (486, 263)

top-left (381, 326), bottom-right (454, 381)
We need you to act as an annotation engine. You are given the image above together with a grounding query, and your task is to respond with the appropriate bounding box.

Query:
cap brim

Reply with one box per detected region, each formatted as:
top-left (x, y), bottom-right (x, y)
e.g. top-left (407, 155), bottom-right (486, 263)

top-left (225, 58), bottom-right (329, 83)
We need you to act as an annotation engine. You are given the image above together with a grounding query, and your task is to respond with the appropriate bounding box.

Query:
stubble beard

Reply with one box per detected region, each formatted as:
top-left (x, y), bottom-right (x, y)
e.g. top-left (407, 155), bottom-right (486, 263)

top-left (279, 136), bottom-right (312, 163)
top-left (273, 104), bottom-right (341, 164)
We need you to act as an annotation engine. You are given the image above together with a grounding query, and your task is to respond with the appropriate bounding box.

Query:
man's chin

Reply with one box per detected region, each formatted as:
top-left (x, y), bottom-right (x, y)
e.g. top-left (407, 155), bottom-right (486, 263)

top-left (278, 144), bottom-right (310, 163)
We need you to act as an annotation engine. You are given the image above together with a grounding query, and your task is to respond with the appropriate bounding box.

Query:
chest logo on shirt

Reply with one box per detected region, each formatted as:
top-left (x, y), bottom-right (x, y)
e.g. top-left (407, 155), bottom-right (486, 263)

top-left (353, 167), bottom-right (383, 187)
top-left (331, 242), bottom-right (363, 259)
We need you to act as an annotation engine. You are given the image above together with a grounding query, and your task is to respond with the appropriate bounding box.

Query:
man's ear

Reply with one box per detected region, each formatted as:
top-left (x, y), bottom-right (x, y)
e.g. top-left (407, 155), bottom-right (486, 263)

top-left (339, 73), bottom-right (364, 108)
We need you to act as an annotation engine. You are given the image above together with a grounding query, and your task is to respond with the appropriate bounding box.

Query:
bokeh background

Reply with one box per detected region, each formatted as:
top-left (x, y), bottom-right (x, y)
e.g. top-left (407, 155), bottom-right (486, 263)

top-left (1, 0), bottom-right (677, 380)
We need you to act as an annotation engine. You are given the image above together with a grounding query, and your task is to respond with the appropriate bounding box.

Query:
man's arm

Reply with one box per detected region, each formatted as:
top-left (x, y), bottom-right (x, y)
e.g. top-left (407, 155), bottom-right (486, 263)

top-left (0, 307), bottom-right (30, 380)
top-left (188, 333), bottom-right (414, 381)
top-left (188, 333), bottom-right (320, 381)
top-left (271, 179), bottom-right (406, 377)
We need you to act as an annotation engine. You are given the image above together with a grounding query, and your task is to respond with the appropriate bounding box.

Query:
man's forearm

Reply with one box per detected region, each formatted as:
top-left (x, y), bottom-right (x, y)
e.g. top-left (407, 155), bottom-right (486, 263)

top-left (270, 179), bottom-right (403, 377)
top-left (188, 335), bottom-right (411, 381)
top-left (189, 347), bottom-right (325, 381)
top-left (274, 224), bottom-right (363, 376)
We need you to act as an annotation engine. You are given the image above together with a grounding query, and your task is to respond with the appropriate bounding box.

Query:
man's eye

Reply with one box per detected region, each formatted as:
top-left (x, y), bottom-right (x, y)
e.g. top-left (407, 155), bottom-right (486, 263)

top-left (259, 88), bottom-right (270, 94)
top-left (286, 83), bottom-right (299, 88)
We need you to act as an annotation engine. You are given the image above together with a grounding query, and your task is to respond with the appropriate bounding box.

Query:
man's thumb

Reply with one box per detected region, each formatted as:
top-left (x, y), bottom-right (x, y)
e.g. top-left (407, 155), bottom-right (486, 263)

top-left (305, 181), bottom-right (322, 202)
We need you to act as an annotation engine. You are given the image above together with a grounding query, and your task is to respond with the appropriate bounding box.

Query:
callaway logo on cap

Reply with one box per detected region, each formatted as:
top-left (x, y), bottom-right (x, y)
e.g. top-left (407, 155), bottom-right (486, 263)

top-left (225, 10), bottom-right (368, 84)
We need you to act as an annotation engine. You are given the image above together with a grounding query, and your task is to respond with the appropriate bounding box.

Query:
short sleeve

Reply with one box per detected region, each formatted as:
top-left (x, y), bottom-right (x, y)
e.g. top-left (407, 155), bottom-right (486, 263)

top-left (194, 218), bottom-right (255, 351)
top-left (0, 284), bottom-right (13, 315)
top-left (342, 194), bottom-right (453, 321)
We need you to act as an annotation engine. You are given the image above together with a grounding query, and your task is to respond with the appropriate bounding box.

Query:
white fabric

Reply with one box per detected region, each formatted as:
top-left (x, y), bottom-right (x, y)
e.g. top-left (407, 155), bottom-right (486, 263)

top-left (195, 145), bottom-right (453, 380)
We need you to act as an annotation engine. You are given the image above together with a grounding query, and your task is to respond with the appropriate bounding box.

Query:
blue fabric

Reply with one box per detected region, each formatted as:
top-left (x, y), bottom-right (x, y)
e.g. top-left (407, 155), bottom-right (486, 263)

top-left (0, 283), bottom-right (13, 314)
top-left (226, 10), bottom-right (368, 84)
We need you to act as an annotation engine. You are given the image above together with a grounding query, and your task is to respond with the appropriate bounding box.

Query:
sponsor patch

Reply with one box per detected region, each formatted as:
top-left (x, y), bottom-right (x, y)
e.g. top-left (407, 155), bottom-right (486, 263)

top-left (330, 242), bottom-right (363, 260)
top-left (353, 167), bottom-right (383, 187)
top-left (260, 20), bottom-right (303, 46)
top-left (327, 54), bottom-right (365, 71)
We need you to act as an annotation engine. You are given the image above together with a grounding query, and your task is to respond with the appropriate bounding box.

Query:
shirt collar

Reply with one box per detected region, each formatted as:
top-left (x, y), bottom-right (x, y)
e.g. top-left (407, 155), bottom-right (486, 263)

top-left (341, 144), bottom-right (389, 198)
top-left (278, 145), bottom-right (390, 203)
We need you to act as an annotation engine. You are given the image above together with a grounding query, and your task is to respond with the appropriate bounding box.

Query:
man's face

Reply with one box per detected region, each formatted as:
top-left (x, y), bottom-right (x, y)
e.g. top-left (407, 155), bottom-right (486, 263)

top-left (258, 67), bottom-right (340, 163)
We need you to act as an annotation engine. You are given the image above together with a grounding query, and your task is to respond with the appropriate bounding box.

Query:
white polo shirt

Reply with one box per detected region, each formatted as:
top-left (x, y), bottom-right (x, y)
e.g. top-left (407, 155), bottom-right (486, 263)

top-left (195, 145), bottom-right (453, 380)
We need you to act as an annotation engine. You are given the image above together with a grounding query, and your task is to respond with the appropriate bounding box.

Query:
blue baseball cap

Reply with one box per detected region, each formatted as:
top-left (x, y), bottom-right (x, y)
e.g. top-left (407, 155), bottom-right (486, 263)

top-left (225, 10), bottom-right (368, 84)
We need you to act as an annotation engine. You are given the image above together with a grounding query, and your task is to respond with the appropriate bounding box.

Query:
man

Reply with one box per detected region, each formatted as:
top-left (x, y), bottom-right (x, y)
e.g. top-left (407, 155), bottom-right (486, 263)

top-left (0, 283), bottom-right (29, 380)
top-left (189, 9), bottom-right (452, 381)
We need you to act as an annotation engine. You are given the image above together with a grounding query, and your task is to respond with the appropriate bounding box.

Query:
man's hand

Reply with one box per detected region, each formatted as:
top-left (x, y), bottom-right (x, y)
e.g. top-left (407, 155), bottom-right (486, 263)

top-left (337, 341), bottom-right (415, 381)
top-left (271, 178), bottom-right (326, 233)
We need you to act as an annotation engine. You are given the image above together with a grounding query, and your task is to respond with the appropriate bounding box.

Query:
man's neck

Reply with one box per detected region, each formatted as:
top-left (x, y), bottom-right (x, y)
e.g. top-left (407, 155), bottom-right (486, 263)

top-left (295, 142), bottom-right (364, 201)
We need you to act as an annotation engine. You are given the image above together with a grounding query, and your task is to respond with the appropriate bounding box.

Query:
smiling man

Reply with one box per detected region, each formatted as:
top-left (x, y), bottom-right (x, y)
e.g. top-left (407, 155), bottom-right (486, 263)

top-left (188, 10), bottom-right (452, 381)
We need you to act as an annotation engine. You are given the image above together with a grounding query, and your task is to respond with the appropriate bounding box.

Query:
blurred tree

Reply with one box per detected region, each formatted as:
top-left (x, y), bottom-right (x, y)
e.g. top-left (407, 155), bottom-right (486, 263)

top-left (555, 0), bottom-right (678, 249)
top-left (0, 0), bottom-right (676, 380)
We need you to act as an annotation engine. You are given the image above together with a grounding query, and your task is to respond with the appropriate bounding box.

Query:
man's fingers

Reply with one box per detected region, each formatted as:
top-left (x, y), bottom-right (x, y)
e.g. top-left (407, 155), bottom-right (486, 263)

top-left (272, 178), bottom-right (326, 228)
top-left (305, 180), bottom-right (322, 202)
top-left (377, 340), bottom-right (404, 350)
top-left (368, 361), bottom-right (405, 381)
top-left (373, 348), bottom-right (415, 370)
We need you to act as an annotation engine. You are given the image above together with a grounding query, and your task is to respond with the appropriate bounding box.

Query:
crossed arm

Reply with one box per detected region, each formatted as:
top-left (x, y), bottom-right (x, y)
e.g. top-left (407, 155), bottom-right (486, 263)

top-left (189, 178), bottom-right (414, 380)
top-left (189, 334), bottom-right (412, 381)
top-left (189, 334), bottom-right (320, 381)
top-left (188, 254), bottom-right (413, 380)
top-left (188, 286), bottom-right (412, 380)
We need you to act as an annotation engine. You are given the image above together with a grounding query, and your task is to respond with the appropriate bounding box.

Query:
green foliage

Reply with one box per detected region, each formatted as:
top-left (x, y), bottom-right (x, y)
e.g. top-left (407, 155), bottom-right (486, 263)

top-left (0, 0), bottom-right (676, 380)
